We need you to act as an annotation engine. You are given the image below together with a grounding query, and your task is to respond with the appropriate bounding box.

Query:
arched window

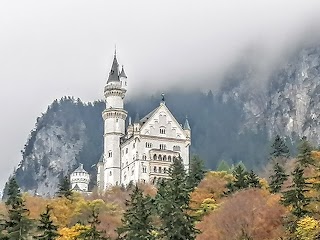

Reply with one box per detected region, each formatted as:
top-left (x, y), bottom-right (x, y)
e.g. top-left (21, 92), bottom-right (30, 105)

top-left (143, 155), bottom-right (147, 160)
top-left (159, 167), bottom-right (162, 173)
top-left (158, 155), bottom-right (162, 160)
top-left (109, 171), bottom-right (112, 176)
top-left (164, 167), bottom-right (167, 173)
top-left (154, 166), bottom-right (157, 173)
top-left (153, 154), bottom-right (157, 160)
top-left (160, 127), bottom-right (166, 134)
top-left (168, 156), bottom-right (172, 162)
top-left (163, 155), bottom-right (167, 161)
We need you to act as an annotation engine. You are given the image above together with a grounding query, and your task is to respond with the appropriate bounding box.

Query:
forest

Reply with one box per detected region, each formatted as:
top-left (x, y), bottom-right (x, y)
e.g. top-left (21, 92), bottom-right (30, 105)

top-left (2, 135), bottom-right (320, 239)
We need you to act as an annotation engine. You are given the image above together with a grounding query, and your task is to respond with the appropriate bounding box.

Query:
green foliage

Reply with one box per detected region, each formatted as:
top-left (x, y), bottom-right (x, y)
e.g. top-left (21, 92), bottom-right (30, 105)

top-left (117, 185), bottom-right (155, 240)
top-left (187, 156), bottom-right (206, 190)
top-left (270, 135), bottom-right (290, 159)
top-left (4, 178), bottom-right (32, 240)
top-left (33, 205), bottom-right (59, 240)
top-left (282, 166), bottom-right (311, 219)
top-left (246, 170), bottom-right (262, 188)
top-left (297, 137), bottom-right (314, 168)
top-left (269, 163), bottom-right (288, 193)
top-left (155, 157), bottom-right (199, 240)
top-left (216, 160), bottom-right (231, 172)
top-left (56, 176), bottom-right (72, 200)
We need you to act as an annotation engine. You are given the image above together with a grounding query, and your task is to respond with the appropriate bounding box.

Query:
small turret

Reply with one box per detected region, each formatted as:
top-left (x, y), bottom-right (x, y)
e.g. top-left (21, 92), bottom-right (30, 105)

top-left (120, 65), bottom-right (128, 89)
top-left (70, 163), bottom-right (90, 192)
top-left (183, 116), bottom-right (191, 139)
top-left (133, 113), bottom-right (141, 133)
top-left (127, 116), bottom-right (133, 137)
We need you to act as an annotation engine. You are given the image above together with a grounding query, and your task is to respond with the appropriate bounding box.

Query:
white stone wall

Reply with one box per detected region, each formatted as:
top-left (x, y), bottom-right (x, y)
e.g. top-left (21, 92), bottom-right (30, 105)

top-left (70, 172), bottom-right (90, 191)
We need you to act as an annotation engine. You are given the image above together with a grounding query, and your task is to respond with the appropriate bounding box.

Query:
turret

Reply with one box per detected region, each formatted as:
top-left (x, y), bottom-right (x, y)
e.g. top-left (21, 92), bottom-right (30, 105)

top-left (70, 163), bottom-right (90, 192)
top-left (133, 113), bottom-right (141, 134)
top-left (127, 116), bottom-right (133, 137)
top-left (184, 116), bottom-right (191, 139)
top-left (102, 51), bottom-right (128, 188)
top-left (119, 65), bottom-right (128, 89)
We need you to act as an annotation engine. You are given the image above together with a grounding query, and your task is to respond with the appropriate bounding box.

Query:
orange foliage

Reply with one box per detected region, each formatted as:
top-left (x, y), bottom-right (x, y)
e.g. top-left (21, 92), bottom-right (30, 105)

top-left (24, 194), bottom-right (49, 220)
top-left (191, 171), bottom-right (232, 210)
top-left (197, 189), bottom-right (287, 240)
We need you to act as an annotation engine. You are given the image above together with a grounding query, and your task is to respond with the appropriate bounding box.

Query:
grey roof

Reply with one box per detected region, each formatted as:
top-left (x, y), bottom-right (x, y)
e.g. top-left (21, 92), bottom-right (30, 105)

top-left (119, 65), bottom-right (127, 78)
top-left (139, 108), bottom-right (158, 126)
top-left (184, 117), bottom-right (191, 130)
top-left (72, 184), bottom-right (82, 191)
top-left (73, 163), bottom-right (88, 173)
top-left (107, 54), bottom-right (120, 83)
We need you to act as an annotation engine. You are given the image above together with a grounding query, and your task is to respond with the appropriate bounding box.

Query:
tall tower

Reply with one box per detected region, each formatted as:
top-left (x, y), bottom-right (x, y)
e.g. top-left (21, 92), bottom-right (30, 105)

top-left (102, 51), bottom-right (127, 188)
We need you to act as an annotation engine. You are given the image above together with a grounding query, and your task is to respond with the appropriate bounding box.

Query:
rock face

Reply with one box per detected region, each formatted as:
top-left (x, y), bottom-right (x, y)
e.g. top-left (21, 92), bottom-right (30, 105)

top-left (222, 46), bottom-right (320, 144)
top-left (5, 45), bottom-right (320, 197)
top-left (9, 98), bottom-right (104, 197)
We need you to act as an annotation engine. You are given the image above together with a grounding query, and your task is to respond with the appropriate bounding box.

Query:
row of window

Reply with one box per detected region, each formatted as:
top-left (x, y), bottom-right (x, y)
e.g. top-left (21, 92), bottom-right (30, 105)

top-left (153, 166), bottom-right (168, 173)
top-left (153, 154), bottom-right (177, 162)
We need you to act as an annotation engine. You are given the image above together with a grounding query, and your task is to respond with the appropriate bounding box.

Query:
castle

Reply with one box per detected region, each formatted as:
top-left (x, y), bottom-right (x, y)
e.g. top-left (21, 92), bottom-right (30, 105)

top-left (70, 51), bottom-right (191, 191)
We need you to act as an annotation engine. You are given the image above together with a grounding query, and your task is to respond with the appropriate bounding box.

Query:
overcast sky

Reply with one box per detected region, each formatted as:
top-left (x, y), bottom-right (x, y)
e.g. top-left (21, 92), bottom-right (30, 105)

top-left (0, 0), bottom-right (320, 191)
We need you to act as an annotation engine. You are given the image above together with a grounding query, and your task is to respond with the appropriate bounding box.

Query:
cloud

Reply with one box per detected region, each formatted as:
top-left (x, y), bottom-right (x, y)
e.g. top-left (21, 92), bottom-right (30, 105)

top-left (0, 0), bottom-right (320, 189)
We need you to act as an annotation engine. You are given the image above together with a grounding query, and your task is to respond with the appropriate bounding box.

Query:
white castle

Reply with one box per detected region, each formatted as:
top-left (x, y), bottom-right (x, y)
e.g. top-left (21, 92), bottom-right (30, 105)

top-left (92, 52), bottom-right (191, 190)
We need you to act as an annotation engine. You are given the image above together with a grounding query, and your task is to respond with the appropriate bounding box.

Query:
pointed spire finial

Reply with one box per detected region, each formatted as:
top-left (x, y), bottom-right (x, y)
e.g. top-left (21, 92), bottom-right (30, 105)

top-left (184, 116), bottom-right (191, 130)
top-left (114, 44), bottom-right (117, 56)
top-left (161, 93), bottom-right (165, 104)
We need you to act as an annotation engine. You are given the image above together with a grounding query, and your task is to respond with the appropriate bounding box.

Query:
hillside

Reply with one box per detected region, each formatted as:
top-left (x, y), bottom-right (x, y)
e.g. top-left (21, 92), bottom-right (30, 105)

top-left (5, 44), bottom-right (320, 196)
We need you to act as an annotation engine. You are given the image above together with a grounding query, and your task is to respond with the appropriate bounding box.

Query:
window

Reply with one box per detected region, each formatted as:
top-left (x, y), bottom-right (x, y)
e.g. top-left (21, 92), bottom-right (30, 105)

top-left (108, 151), bottom-right (112, 158)
top-left (131, 170), bottom-right (134, 175)
top-left (154, 166), bottom-right (157, 172)
top-left (126, 148), bottom-right (128, 154)
top-left (160, 128), bottom-right (166, 134)
top-left (159, 167), bottom-right (162, 173)
top-left (133, 143), bottom-right (135, 148)
top-left (168, 156), bottom-right (172, 162)
top-left (143, 155), bottom-right (147, 160)
top-left (142, 167), bottom-right (147, 173)
top-left (163, 155), bottom-right (167, 161)
top-left (164, 167), bottom-right (167, 173)
top-left (160, 144), bottom-right (166, 150)
top-left (109, 171), bottom-right (112, 176)
top-left (146, 142), bottom-right (152, 148)
top-left (158, 155), bottom-right (162, 160)
top-left (153, 154), bottom-right (157, 160)
top-left (173, 146), bottom-right (181, 152)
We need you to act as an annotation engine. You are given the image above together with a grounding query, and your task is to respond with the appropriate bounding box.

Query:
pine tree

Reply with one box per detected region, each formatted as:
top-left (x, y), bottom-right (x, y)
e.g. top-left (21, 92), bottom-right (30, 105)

top-left (78, 208), bottom-right (109, 240)
top-left (187, 156), bottom-right (206, 190)
top-left (56, 176), bottom-right (72, 199)
top-left (270, 135), bottom-right (290, 159)
top-left (246, 170), bottom-right (262, 188)
top-left (155, 157), bottom-right (199, 240)
top-left (117, 185), bottom-right (155, 240)
top-left (216, 160), bottom-right (231, 172)
top-left (297, 137), bottom-right (314, 168)
top-left (4, 177), bottom-right (32, 240)
top-left (269, 163), bottom-right (288, 193)
top-left (282, 166), bottom-right (311, 218)
top-left (226, 165), bottom-right (248, 194)
top-left (33, 205), bottom-right (59, 240)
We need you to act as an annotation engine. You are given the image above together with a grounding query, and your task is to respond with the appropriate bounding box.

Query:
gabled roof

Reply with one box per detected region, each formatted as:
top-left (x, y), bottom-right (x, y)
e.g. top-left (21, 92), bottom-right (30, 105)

top-left (72, 184), bottom-right (82, 191)
top-left (139, 108), bottom-right (158, 126)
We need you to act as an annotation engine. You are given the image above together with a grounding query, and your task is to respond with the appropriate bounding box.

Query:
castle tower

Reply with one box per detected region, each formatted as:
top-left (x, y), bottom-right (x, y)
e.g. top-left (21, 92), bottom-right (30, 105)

top-left (102, 51), bottom-right (128, 188)
top-left (70, 163), bottom-right (90, 192)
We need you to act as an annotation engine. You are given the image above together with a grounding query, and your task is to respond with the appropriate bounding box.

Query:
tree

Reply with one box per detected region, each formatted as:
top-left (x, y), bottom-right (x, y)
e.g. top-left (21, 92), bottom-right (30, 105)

top-left (155, 157), bottom-right (199, 240)
top-left (270, 135), bottom-right (290, 159)
top-left (187, 156), bottom-right (206, 190)
top-left (225, 165), bottom-right (248, 194)
top-left (78, 208), bottom-right (109, 240)
top-left (4, 177), bottom-right (32, 240)
top-left (117, 185), bottom-right (155, 240)
top-left (56, 176), bottom-right (72, 199)
top-left (33, 205), bottom-right (59, 240)
top-left (297, 137), bottom-right (314, 168)
top-left (216, 160), bottom-right (231, 172)
top-left (269, 162), bottom-right (288, 193)
top-left (282, 166), bottom-right (311, 219)
top-left (246, 170), bottom-right (261, 189)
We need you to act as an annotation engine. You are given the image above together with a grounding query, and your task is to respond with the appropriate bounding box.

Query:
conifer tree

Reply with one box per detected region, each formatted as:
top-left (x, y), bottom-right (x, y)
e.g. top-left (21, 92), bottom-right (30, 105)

top-left (269, 162), bottom-right (288, 193)
top-left (56, 176), bottom-right (72, 199)
top-left (246, 170), bottom-right (262, 188)
top-left (282, 166), bottom-right (311, 219)
top-left (226, 165), bottom-right (248, 194)
top-left (216, 160), bottom-right (231, 172)
top-left (117, 185), bottom-right (155, 240)
top-left (187, 156), bottom-right (206, 190)
top-left (78, 208), bottom-right (109, 240)
top-left (297, 137), bottom-right (314, 168)
top-left (270, 135), bottom-right (290, 159)
top-left (4, 177), bottom-right (32, 240)
top-left (33, 205), bottom-right (59, 240)
top-left (155, 157), bottom-right (199, 240)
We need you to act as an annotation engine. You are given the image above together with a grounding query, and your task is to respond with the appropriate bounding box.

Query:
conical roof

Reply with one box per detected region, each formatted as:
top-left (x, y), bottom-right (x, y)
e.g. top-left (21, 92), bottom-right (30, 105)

top-left (184, 117), bottom-right (191, 130)
top-left (73, 163), bottom-right (88, 173)
top-left (119, 65), bottom-right (127, 78)
top-left (107, 54), bottom-right (120, 83)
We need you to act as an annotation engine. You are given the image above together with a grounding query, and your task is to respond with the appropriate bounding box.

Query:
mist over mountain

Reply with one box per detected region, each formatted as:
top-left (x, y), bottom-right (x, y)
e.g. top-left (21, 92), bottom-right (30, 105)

top-left (4, 43), bottom-right (320, 196)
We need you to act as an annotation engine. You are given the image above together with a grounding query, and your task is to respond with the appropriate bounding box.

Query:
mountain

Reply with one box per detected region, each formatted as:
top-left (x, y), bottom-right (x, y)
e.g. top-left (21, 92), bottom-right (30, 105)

top-left (4, 45), bottom-right (320, 197)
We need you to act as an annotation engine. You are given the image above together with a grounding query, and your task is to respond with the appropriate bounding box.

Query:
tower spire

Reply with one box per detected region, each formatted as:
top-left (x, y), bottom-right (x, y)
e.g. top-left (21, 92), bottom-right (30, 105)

top-left (107, 50), bottom-right (120, 83)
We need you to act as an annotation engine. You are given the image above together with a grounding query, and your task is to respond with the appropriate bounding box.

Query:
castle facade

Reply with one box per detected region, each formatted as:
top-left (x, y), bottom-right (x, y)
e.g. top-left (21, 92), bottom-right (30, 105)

top-left (97, 52), bottom-right (191, 190)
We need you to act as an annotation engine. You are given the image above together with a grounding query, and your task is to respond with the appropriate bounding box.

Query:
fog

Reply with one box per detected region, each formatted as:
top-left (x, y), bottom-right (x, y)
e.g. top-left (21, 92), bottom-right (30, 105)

top-left (0, 0), bottom-right (320, 192)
